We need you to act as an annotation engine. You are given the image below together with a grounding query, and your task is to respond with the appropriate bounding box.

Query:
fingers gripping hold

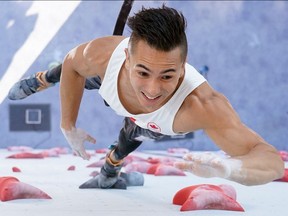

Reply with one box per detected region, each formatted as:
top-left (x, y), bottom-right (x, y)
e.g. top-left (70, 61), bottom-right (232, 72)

top-left (61, 127), bottom-right (96, 160)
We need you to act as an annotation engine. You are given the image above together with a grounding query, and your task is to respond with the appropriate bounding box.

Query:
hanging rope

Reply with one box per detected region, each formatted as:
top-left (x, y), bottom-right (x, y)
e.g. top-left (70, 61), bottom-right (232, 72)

top-left (113, 0), bottom-right (134, 35)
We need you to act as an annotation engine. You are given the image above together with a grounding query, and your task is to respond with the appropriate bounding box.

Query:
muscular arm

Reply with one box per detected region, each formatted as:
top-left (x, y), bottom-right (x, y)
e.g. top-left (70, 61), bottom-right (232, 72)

top-left (60, 44), bottom-right (87, 130)
top-left (60, 36), bottom-right (125, 129)
top-left (176, 83), bottom-right (284, 185)
top-left (59, 36), bottom-right (126, 159)
top-left (205, 92), bottom-right (284, 185)
top-left (60, 44), bottom-right (99, 160)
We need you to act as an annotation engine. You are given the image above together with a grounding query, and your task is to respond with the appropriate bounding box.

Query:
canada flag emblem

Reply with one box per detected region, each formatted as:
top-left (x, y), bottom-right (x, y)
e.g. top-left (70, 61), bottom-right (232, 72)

top-left (147, 122), bottom-right (161, 133)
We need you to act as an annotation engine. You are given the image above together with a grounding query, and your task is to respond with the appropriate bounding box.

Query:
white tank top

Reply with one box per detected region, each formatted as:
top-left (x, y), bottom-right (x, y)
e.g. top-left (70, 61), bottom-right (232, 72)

top-left (99, 38), bottom-right (206, 135)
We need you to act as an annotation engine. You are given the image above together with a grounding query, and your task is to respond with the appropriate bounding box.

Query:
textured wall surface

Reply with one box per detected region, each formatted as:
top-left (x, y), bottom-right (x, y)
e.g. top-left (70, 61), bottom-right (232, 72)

top-left (0, 1), bottom-right (287, 151)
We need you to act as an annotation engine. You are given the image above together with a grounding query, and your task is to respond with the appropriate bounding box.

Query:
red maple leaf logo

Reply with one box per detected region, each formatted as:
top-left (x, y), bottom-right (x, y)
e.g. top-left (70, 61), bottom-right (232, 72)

top-left (147, 122), bottom-right (161, 132)
top-left (149, 124), bottom-right (158, 129)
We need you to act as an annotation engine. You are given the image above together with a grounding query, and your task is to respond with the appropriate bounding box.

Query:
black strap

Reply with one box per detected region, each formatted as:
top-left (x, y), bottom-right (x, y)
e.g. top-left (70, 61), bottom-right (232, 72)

top-left (103, 0), bottom-right (134, 107)
top-left (113, 0), bottom-right (134, 35)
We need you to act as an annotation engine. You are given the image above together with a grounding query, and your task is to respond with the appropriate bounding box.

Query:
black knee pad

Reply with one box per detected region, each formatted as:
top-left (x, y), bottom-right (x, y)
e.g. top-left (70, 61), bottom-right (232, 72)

top-left (45, 64), bottom-right (62, 83)
top-left (113, 117), bottom-right (164, 160)
top-left (84, 76), bottom-right (102, 90)
top-left (123, 117), bottom-right (164, 141)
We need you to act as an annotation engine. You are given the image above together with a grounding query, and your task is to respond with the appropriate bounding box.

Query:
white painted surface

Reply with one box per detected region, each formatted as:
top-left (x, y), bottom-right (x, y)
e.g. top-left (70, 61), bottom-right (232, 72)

top-left (0, 149), bottom-right (287, 216)
top-left (0, 1), bottom-right (80, 104)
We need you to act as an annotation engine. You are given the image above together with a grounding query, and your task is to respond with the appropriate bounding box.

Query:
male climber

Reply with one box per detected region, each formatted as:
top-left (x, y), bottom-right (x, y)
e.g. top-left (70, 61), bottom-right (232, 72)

top-left (9, 5), bottom-right (284, 187)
